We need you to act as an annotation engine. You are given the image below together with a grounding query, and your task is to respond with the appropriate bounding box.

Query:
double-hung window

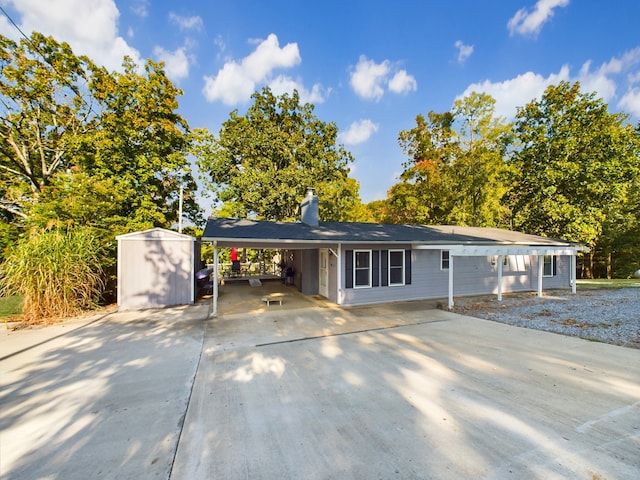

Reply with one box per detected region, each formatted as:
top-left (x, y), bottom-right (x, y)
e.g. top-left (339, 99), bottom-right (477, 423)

top-left (354, 250), bottom-right (372, 288)
top-left (441, 250), bottom-right (450, 270)
top-left (388, 250), bottom-right (405, 286)
top-left (543, 255), bottom-right (557, 277)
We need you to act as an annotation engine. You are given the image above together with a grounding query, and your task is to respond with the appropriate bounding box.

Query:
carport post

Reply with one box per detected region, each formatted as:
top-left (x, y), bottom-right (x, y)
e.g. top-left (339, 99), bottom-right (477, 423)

top-left (337, 243), bottom-right (342, 305)
top-left (448, 254), bottom-right (454, 309)
top-left (537, 255), bottom-right (544, 297)
top-left (497, 254), bottom-right (503, 302)
top-left (571, 254), bottom-right (577, 294)
top-left (212, 241), bottom-right (218, 317)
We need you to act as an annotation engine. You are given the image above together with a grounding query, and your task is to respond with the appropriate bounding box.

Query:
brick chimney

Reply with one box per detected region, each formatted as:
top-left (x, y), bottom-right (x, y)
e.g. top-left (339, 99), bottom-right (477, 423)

top-left (300, 188), bottom-right (319, 226)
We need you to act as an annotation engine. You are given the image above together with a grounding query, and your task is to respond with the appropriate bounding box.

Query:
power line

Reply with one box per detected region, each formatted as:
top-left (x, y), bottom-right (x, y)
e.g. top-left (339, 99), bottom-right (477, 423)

top-left (0, 5), bottom-right (95, 113)
top-left (0, 5), bottom-right (32, 45)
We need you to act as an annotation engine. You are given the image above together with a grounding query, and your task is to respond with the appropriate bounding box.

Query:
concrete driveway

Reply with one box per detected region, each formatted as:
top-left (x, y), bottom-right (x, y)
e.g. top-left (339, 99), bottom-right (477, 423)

top-left (1, 305), bottom-right (208, 480)
top-left (2, 289), bottom-right (639, 479)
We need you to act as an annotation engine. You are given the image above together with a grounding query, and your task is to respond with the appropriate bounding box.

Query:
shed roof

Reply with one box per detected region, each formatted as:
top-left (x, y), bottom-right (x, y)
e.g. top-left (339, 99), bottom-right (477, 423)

top-left (116, 227), bottom-right (195, 241)
top-left (202, 218), bottom-right (581, 253)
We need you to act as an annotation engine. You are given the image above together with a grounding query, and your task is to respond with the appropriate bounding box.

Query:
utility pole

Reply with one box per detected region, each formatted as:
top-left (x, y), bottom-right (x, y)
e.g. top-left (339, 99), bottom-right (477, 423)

top-left (178, 184), bottom-right (183, 233)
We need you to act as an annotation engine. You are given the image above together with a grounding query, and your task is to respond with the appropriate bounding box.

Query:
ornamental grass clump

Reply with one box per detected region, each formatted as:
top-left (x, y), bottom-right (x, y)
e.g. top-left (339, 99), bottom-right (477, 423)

top-left (0, 227), bottom-right (105, 324)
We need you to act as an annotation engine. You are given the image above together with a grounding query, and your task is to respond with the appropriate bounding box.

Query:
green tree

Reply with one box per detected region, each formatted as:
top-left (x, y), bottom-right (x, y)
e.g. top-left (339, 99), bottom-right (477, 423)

top-left (387, 93), bottom-right (511, 226)
top-left (449, 93), bottom-right (512, 227)
top-left (595, 126), bottom-right (640, 277)
top-left (507, 81), bottom-right (639, 277)
top-left (84, 58), bottom-right (200, 230)
top-left (195, 87), bottom-right (360, 221)
top-left (387, 111), bottom-right (458, 224)
top-left (0, 32), bottom-right (95, 224)
top-left (1, 32), bottom-right (200, 233)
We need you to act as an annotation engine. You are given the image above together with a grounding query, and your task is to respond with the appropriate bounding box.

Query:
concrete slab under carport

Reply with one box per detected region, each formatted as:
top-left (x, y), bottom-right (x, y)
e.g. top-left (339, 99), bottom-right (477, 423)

top-left (174, 301), bottom-right (640, 479)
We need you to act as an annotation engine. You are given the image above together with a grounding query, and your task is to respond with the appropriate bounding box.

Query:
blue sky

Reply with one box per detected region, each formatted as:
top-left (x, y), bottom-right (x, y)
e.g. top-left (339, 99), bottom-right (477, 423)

top-left (2, 0), bottom-right (639, 211)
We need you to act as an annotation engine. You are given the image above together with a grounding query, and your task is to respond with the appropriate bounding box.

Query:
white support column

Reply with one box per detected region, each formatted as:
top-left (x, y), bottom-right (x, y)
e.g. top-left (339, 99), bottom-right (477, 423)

top-left (212, 242), bottom-right (219, 317)
top-left (497, 255), bottom-right (503, 302)
top-left (448, 255), bottom-right (454, 309)
top-left (337, 243), bottom-right (342, 305)
top-left (571, 254), bottom-right (577, 294)
top-left (537, 255), bottom-right (544, 297)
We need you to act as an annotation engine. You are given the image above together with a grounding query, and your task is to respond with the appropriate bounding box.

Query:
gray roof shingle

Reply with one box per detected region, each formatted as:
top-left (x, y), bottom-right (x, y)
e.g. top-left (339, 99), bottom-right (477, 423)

top-left (202, 218), bottom-right (576, 248)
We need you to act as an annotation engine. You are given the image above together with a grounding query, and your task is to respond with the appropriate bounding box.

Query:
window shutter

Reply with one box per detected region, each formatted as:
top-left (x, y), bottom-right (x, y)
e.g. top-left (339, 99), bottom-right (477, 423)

top-left (345, 250), bottom-right (353, 288)
top-left (405, 250), bottom-right (412, 285)
top-left (372, 250), bottom-right (380, 287)
top-left (381, 249), bottom-right (388, 287)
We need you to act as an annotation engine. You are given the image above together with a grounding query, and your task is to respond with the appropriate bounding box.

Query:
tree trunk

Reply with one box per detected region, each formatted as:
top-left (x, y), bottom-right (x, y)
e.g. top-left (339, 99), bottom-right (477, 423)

top-left (585, 251), bottom-right (594, 279)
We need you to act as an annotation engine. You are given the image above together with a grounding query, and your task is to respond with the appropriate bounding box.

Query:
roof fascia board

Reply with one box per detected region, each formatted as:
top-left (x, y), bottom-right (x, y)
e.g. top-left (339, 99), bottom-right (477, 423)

top-left (412, 245), bottom-right (583, 256)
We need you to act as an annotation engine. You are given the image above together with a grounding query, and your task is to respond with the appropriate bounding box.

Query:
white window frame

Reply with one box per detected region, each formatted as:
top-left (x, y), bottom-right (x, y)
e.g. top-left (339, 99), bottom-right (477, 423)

top-left (441, 250), bottom-right (450, 270)
top-left (388, 249), bottom-right (405, 286)
top-left (543, 255), bottom-right (556, 277)
top-left (354, 250), bottom-right (372, 288)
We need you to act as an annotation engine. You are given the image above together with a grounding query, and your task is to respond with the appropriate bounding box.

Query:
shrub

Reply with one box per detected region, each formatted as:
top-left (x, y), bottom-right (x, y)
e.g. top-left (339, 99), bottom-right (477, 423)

top-left (0, 227), bottom-right (105, 324)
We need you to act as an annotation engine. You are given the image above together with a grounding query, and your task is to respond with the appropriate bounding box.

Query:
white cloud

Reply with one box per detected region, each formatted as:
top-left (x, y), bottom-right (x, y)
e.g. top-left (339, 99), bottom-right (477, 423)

top-left (268, 75), bottom-right (328, 104)
top-left (339, 119), bottom-right (379, 145)
top-left (454, 40), bottom-right (474, 64)
top-left (577, 60), bottom-right (617, 103)
top-left (507, 0), bottom-right (569, 37)
top-left (169, 12), bottom-right (203, 32)
top-left (0, 15), bottom-right (14, 38)
top-left (213, 35), bottom-right (226, 52)
top-left (202, 33), bottom-right (302, 105)
top-left (131, 0), bottom-right (149, 18)
top-left (628, 71), bottom-right (640, 84)
top-left (458, 66), bottom-right (571, 119)
top-left (350, 55), bottom-right (416, 101)
top-left (350, 56), bottom-right (390, 101)
top-left (457, 46), bottom-right (640, 120)
top-left (388, 70), bottom-right (417, 94)
top-left (153, 46), bottom-right (190, 82)
top-left (2, 0), bottom-right (143, 71)
top-left (618, 88), bottom-right (640, 117)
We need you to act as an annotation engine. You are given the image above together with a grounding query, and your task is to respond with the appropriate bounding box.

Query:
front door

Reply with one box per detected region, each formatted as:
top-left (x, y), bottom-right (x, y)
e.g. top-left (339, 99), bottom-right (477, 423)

top-left (319, 249), bottom-right (329, 298)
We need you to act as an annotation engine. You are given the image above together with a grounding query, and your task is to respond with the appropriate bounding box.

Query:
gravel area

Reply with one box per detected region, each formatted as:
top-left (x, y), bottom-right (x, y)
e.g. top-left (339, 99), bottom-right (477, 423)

top-left (453, 288), bottom-right (640, 349)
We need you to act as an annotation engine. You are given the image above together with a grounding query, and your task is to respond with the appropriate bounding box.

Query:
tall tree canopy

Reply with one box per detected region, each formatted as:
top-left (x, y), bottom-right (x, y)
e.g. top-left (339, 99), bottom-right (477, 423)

top-left (507, 82), bottom-right (639, 245)
top-left (84, 58), bottom-right (200, 229)
top-left (195, 87), bottom-right (363, 221)
top-left (384, 93), bottom-right (511, 227)
top-left (0, 32), bottom-right (200, 236)
top-left (0, 32), bottom-right (95, 222)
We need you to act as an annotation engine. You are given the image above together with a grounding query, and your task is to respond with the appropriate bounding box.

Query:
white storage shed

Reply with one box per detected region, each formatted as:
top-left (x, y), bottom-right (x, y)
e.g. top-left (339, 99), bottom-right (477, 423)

top-left (117, 228), bottom-right (199, 310)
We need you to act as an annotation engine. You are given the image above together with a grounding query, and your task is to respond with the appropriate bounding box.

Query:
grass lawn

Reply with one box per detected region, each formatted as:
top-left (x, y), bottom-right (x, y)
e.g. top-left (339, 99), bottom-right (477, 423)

top-left (0, 295), bottom-right (22, 318)
top-left (576, 278), bottom-right (640, 289)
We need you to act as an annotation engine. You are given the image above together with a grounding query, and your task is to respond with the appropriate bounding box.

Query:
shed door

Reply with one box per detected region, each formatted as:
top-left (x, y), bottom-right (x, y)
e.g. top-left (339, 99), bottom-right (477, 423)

top-left (319, 249), bottom-right (329, 298)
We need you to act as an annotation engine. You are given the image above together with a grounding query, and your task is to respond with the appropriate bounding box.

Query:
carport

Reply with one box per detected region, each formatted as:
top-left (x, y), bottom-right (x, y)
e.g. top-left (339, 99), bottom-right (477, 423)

top-left (415, 244), bottom-right (581, 308)
top-left (205, 237), bottom-right (338, 317)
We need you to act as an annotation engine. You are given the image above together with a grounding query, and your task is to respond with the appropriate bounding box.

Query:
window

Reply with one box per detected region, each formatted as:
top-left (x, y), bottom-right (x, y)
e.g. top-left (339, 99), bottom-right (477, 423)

top-left (441, 250), bottom-right (450, 270)
top-left (389, 250), bottom-right (405, 286)
top-left (354, 250), bottom-right (372, 288)
top-left (543, 255), bottom-right (557, 277)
